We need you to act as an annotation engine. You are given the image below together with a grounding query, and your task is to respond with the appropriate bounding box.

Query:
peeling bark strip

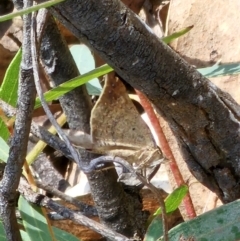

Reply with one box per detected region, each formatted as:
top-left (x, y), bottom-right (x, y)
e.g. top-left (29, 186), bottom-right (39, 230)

top-left (51, 0), bottom-right (240, 202)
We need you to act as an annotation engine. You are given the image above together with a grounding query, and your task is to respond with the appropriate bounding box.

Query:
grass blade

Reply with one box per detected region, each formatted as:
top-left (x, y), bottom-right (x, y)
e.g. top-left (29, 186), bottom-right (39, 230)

top-left (34, 64), bottom-right (113, 109)
top-left (162, 26), bottom-right (193, 44)
top-left (0, 0), bottom-right (65, 23)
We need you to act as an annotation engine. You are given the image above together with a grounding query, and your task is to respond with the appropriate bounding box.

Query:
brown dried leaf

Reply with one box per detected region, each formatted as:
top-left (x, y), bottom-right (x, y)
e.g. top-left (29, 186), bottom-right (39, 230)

top-left (90, 75), bottom-right (162, 166)
top-left (65, 75), bottom-right (163, 167)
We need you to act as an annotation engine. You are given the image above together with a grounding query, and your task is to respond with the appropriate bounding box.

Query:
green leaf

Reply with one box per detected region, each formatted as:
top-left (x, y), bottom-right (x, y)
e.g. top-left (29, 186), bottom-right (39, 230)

top-left (162, 26), bottom-right (194, 44)
top-left (198, 62), bottom-right (240, 78)
top-left (18, 195), bottom-right (55, 241)
top-left (0, 48), bottom-right (21, 107)
top-left (167, 199), bottom-right (240, 241)
top-left (0, 221), bottom-right (32, 241)
top-left (0, 205), bottom-right (81, 241)
top-left (20, 230), bottom-right (32, 241)
top-left (0, 136), bottom-right (9, 162)
top-left (0, 119), bottom-right (10, 141)
top-left (19, 196), bottom-right (81, 241)
top-left (154, 185), bottom-right (188, 216)
top-left (70, 45), bottom-right (102, 96)
top-left (148, 199), bottom-right (240, 241)
top-left (34, 64), bottom-right (113, 109)
top-left (144, 215), bottom-right (163, 241)
top-left (0, 0), bottom-right (65, 23)
top-left (145, 186), bottom-right (188, 240)
top-left (0, 47), bottom-right (20, 143)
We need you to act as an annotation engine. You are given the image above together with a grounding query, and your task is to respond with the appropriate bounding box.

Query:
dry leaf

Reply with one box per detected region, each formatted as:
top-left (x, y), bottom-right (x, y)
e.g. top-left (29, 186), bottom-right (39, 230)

top-left (65, 75), bottom-right (163, 168)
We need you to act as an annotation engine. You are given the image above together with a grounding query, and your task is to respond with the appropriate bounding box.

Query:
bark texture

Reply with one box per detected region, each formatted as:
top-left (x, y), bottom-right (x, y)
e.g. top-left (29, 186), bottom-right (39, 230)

top-left (51, 0), bottom-right (240, 203)
top-left (0, 2), bottom-right (36, 240)
top-left (38, 10), bottom-right (146, 237)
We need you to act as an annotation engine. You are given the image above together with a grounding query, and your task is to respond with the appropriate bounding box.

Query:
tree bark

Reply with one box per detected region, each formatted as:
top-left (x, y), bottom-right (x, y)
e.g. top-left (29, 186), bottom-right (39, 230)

top-left (0, 1), bottom-right (36, 240)
top-left (50, 0), bottom-right (240, 203)
top-left (38, 9), bottom-right (146, 237)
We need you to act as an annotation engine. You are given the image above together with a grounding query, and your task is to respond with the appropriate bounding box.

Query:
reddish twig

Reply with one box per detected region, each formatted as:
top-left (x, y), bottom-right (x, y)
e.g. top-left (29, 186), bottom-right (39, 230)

top-left (135, 89), bottom-right (196, 219)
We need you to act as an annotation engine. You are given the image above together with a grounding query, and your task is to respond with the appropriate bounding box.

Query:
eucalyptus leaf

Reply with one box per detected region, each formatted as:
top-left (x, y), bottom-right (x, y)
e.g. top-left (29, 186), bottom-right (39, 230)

top-left (145, 185), bottom-right (188, 241)
top-left (0, 119), bottom-right (10, 142)
top-left (198, 62), bottom-right (240, 78)
top-left (18, 196), bottom-right (81, 241)
top-left (0, 202), bottom-right (80, 241)
top-left (18, 196), bottom-right (56, 241)
top-left (20, 230), bottom-right (32, 241)
top-left (0, 48), bottom-right (21, 107)
top-left (70, 44), bottom-right (102, 95)
top-left (144, 215), bottom-right (163, 241)
top-left (147, 199), bottom-right (240, 241)
top-left (0, 221), bottom-right (32, 241)
top-left (166, 199), bottom-right (240, 241)
top-left (0, 49), bottom-right (21, 142)
top-left (154, 185), bottom-right (188, 216)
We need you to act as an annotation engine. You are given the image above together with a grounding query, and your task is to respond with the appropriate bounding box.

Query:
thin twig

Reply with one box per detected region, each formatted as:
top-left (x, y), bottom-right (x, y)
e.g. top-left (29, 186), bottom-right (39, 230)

top-left (0, 0), bottom-right (36, 240)
top-left (0, 99), bottom-right (73, 160)
top-left (30, 10), bottom-right (81, 168)
top-left (35, 180), bottom-right (98, 217)
top-left (30, 121), bottom-right (73, 159)
top-left (30, 8), bottom-right (58, 241)
top-left (135, 89), bottom-right (196, 219)
top-left (19, 177), bottom-right (130, 241)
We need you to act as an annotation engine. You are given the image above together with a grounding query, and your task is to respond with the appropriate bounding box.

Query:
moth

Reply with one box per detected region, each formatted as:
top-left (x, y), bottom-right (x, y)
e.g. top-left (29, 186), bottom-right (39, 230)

top-left (64, 75), bottom-right (163, 168)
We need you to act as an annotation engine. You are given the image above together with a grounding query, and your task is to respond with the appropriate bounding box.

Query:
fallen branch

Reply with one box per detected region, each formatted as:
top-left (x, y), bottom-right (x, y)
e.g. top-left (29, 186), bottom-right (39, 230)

top-left (18, 177), bottom-right (130, 241)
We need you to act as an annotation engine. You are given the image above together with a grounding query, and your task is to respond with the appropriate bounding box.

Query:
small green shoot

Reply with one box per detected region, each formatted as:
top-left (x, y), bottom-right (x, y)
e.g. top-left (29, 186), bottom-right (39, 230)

top-left (0, 0), bottom-right (65, 23)
top-left (162, 25), bottom-right (194, 44)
